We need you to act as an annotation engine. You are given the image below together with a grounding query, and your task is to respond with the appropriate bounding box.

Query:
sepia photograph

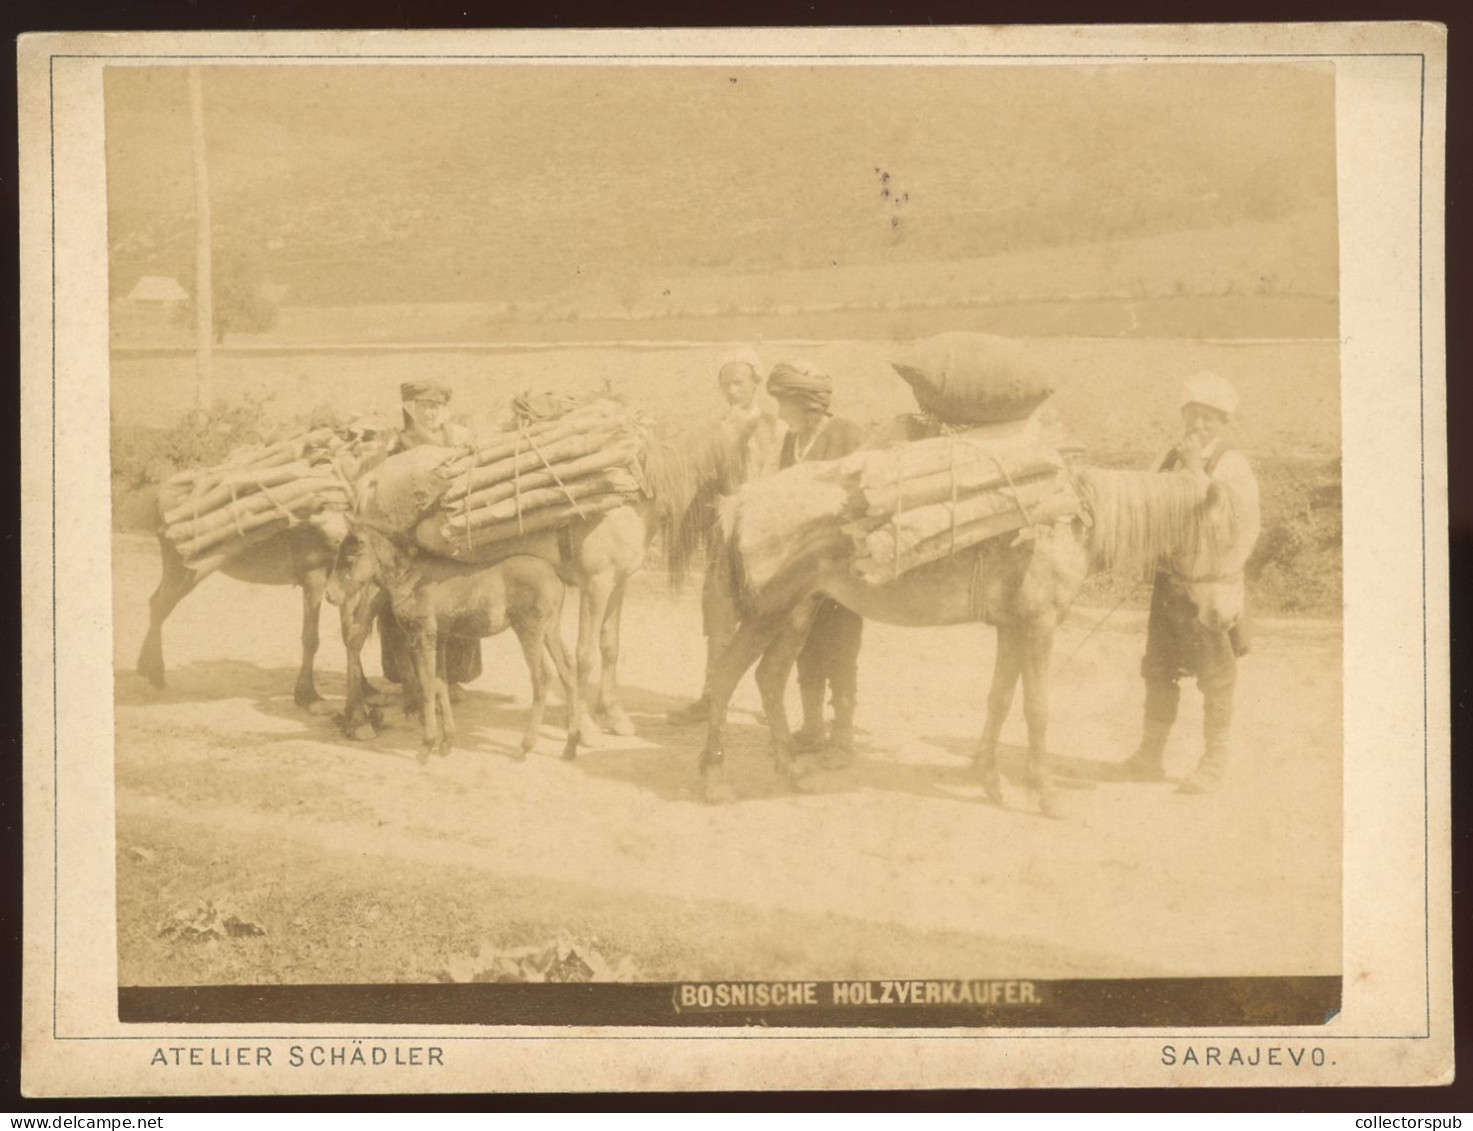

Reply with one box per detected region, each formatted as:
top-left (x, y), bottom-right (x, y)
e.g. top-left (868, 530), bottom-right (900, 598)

top-left (19, 25), bottom-right (1449, 1095)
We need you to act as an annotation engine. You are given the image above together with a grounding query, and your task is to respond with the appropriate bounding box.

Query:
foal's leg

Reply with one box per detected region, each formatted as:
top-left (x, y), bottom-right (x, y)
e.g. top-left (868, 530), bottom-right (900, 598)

top-left (975, 622), bottom-right (1025, 806)
top-left (137, 536), bottom-right (205, 688)
top-left (434, 638), bottom-right (455, 757)
top-left (339, 586), bottom-right (384, 739)
top-left (412, 629), bottom-right (441, 764)
top-left (1018, 617), bottom-right (1061, 818)
top-left (594, 581), bottom-right (635, 736)
top-left (294, 568), bottom-right (334, 714)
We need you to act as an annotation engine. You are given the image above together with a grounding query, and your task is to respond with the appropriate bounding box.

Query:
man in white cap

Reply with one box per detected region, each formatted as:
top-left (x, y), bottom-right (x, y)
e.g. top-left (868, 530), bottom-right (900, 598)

top-left (667, 350), bottom-right (785, 724)
top-left (1120, 371), bottom-right (1261, 793)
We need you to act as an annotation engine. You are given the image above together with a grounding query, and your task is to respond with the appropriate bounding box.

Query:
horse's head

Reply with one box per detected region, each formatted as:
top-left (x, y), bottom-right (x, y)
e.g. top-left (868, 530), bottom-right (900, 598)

top-left (1174, 479), bottom-right (1249, 632)
top-left (324, 516), bottom-right (405, 608)
top-left (1185, 576), bottom-right (1243, 633)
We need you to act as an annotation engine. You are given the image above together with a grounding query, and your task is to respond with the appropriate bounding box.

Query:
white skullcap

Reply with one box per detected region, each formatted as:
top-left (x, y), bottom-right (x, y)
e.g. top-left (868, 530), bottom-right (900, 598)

top-left (719, 347), bottom-right (763, 375)
top-left (1181, 371), bottom-right (1239, 418)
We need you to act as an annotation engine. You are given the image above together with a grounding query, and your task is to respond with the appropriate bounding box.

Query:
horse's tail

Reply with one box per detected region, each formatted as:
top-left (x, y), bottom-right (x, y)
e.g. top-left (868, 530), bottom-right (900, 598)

top-left (717, 493), bottom-right (755, 616)
top-left (1075, 467), bottom-right (1207, 577)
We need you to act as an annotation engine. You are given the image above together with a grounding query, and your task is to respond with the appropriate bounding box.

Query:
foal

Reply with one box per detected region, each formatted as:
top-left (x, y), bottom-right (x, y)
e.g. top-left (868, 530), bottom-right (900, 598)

top-left (329, 523), bottom-right (579, 762)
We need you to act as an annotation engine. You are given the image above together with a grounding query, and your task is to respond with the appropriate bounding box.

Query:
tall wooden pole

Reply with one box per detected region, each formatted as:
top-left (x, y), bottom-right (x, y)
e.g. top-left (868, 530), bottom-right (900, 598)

top-left (187, 66), bottom-right (214, 414)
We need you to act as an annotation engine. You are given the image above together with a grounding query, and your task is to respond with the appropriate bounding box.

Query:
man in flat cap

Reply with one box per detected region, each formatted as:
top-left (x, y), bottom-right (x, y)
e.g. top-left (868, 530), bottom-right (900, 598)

top-left (668, 351), bottom-right (786, 724)
top-left (1120, 371), bottom-right (1261, 794)
top-left (767, 361), bottom-right (869, 765)
top-left (390, 380), bottom-right (474, 452)
top-left (377, 379), bottom-right (482, 695)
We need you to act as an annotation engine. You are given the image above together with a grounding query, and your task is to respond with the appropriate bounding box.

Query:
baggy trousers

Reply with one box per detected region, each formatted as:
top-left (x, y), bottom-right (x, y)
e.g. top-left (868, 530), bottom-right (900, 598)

top-left (1141, 572), bottom-right (1242, 743)
top-left (379, 609), bottom-right (483, 686)
top-left (797, 598), bottom-right (864, 703)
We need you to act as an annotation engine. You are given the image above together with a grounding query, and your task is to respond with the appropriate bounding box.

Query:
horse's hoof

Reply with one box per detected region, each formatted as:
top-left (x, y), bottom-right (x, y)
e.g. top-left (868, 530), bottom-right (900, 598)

top-left (1037, 791), bottom-right (1065, 820)
top-left (595, 710), bottom-right (636, 737)
top-left (702, 768), bottom-right (736, 804)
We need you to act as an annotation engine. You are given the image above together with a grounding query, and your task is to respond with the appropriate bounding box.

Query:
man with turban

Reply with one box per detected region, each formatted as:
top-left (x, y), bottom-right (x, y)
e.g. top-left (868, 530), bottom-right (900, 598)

top-left (767, 361), bottom-right (869, 765)
top-left (376, 380), bottom-right (483, 696)
top-left (1119, 371), bottom-right (1261, 794)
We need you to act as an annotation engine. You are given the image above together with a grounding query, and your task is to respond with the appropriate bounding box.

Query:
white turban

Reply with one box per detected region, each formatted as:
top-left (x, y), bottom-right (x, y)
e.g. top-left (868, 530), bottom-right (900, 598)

top-left (719, 347), bottom-right (763, 376)
top-left (1181, 371), bottom-right (1239, 418)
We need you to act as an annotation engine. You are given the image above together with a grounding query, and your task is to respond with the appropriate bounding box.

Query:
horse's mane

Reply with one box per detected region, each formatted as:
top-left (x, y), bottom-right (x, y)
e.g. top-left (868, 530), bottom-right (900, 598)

top-left (642, 417), bottom-right (750, 590)
top-left (1075, 468), bottom-right (1208, 576)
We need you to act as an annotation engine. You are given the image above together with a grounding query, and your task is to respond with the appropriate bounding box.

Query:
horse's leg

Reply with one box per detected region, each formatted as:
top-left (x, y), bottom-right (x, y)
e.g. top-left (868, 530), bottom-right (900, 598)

top-left (575, 573), bottom-right (614, 742)
top-left (754, 609), bottom-right (815, 787)
top-left (514, 621), bottom-right (547, 759)
top-left (975, 622), bottom-right (1025, 807)
top-left (543, 629), bottom-right (581, 759)
top-left (1019, 616), bottom-right (1061, 818)
top-left (136, 537), bottom-right (204, 688)
top-left (434, 637), bottom-right (455, 757)
top-left (339, 587), bottom-right (384, 739)
top-left (594, 580), bottom-right (635, 736)
top-left (701, 613), bottom-right (784, 803)
top-left (294, 569), bottom-right (334, 714)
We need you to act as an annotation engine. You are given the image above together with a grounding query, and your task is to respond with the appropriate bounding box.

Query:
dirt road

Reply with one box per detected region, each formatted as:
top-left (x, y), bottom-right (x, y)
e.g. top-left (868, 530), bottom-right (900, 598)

top-left (112, 533), bottom-right (1341, 986)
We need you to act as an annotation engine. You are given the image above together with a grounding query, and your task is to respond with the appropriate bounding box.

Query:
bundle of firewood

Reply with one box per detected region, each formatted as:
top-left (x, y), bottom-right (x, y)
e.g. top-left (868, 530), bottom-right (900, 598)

top-left (433, 397), bottom-right (649, 549)
top-left (727, 423), bottom-right (1082, 593)
top-left (839, 435), bottom-right (1079, 582)
top-left (157, 428), bottom-right (354, 565)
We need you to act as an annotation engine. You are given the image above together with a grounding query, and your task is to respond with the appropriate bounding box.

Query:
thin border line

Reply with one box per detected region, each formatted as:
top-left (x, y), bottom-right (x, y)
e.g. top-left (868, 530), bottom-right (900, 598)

top-left (49, 53), bottom-right (60, 1043)
top-left (1418, 51), bottom-right (1430, 1039)
top-left (45, 46), bottom-right (1432, 1046)
top-left (48, 51), bottom-right (1427, 60)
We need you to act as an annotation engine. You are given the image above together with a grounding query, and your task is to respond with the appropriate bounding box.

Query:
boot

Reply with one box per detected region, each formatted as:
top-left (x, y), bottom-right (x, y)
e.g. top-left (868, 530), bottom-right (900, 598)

top-left (792, 683), bottom-right (827, 752)
top-left (821, 693), bottom-right (857, 769)
top-left (1120, 719), bottom-right (1172, 782)
top-left (666, 694), bottom-right (711, 725)
top-left (1180, 684), bottom-right (1233, 794)
top-left (1179, 735), bottom-right (1229, 794)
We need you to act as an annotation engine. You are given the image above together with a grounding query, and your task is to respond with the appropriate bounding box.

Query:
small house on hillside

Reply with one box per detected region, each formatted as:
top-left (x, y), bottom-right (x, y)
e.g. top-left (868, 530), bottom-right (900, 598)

top-left (127, 275), bottom-right (189, 309)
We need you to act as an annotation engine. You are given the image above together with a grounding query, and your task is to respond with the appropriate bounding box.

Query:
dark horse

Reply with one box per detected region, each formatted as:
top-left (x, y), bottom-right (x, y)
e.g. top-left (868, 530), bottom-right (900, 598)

top-left (135, 442), bottom-right (384, 710)
top-left (700, 464), bottom-right (1242, 815)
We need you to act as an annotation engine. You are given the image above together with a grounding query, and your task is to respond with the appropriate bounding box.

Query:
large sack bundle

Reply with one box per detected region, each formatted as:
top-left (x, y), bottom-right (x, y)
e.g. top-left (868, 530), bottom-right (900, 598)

top-left (891, 333), bottom-right (1054, 425)
top-left (157, 428), bottom-right (355, 567)
top-left (363, 445), bottom-right (463, 533)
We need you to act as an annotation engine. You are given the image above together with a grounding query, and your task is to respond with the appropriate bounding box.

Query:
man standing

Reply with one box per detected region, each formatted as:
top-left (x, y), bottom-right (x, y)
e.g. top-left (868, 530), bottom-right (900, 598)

top-left (378, 380), bottom-right (483, 696)
top-left (667, 352), bottom-right (784, 724)
top-left (767, 361), bottom-right (868, 765)
top-left (1120, 372), bottom-right (1261, 794)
